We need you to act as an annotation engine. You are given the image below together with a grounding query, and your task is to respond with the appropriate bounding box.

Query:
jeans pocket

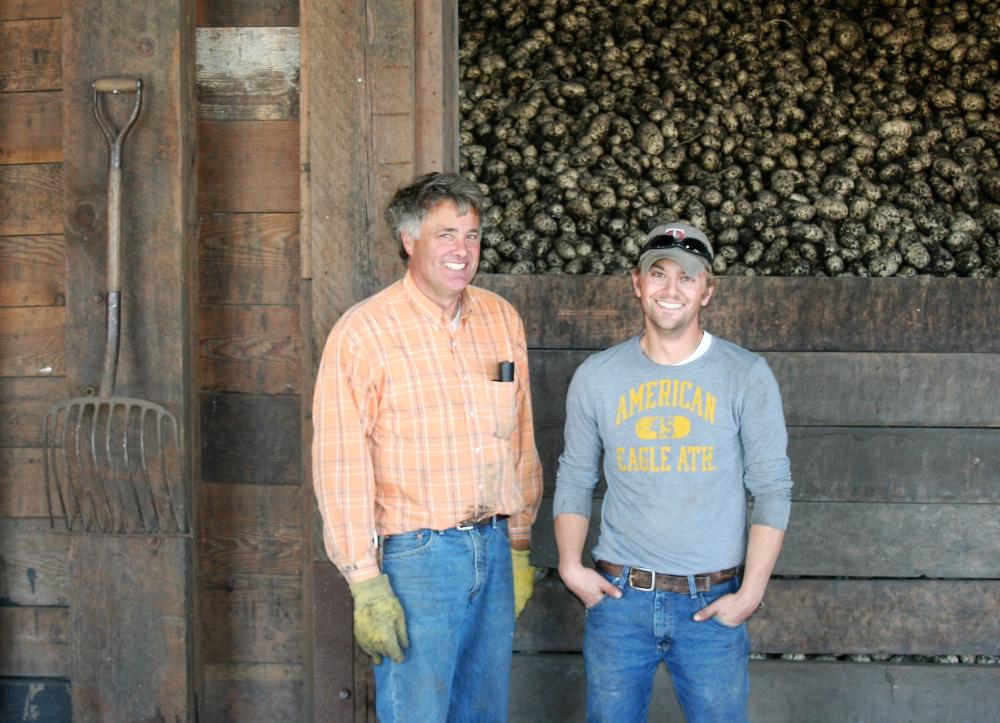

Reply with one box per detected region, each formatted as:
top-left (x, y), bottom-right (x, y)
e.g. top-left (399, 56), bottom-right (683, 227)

top-left (381, 530), bottom-right (437, 561)
top-left (585, 570), bottom-right (622, 613)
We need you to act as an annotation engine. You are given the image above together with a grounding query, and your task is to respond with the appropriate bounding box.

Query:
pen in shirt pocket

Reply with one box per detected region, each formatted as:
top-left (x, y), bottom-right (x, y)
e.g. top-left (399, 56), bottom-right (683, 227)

top-left (498, 361), bottom-right (514, 382)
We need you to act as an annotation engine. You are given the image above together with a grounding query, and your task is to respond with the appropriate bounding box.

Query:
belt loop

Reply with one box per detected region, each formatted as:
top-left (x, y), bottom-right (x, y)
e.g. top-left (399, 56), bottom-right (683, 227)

top-left (686, 574), bottom-right (698, 598)
top-left (491, 514), bottom-right (498, 529)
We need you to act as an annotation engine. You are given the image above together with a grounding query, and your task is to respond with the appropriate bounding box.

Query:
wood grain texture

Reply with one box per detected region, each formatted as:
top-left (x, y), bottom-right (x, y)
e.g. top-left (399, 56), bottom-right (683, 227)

top-left (201, 392), bottom-right (301, 485)
top-left (0, 90), bottom-right (61, 163)
top-left (196, 0), bottom-right (298, 27)
top-left (0, 163), bottom-right (61, 236)
top-left (0, 376), bottom-right (64, 446)
top-left (529, 498), bottom-right (1000, 578)
top-left (199, 483), bottom-right (305, 576)
top-left (514, 576), bottom-right (1000, 655)
top-left (201, 573), bottom-right (303, 664)
top-left (0, 447), bottom-right (47, 517)
top-left (509, 656), bottom-right (1000, 722)
top-left (202, 663), bottom-right (305, 723)
top-left (198, 119), bottom-right (299, 213)
top-left (313, 562), bottom-right (356, 722)
top-left (0, 18), bottom-right (60, 91)
top-left (199, 213), bottom-right (299, 305)
top-left (0, 607), bottom-right (69, 677)
top-left (0, 235), bottom-right (65, 307)
top-left (200, 304), bottom-right (301, 394)
top-left (0, 518), bottom-right (69, 606)
top-left (478, 275), bottom-right (1000, 353)
top-left (0, 306), bottom-right (64, 376)
top-left (196, 27), bottom-right (299, 120)
top-left (0, 0), bottom-right (61, 20)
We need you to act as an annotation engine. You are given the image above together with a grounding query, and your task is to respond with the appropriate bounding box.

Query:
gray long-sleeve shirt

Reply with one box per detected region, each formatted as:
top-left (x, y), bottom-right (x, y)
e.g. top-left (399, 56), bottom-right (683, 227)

top-left (553, 334), bottom-right (792, 574)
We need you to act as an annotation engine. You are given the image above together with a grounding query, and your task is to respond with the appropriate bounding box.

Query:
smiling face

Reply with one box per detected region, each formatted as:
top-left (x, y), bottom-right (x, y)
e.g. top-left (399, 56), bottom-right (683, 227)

top-left (631, 257), bottom-right (714, 341)
top-left (401, 200), bottom-right (481, 317)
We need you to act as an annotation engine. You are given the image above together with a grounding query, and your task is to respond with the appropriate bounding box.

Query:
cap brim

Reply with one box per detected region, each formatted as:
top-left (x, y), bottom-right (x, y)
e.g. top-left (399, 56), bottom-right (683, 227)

top-left (639, 249), bottom-right (710, 278)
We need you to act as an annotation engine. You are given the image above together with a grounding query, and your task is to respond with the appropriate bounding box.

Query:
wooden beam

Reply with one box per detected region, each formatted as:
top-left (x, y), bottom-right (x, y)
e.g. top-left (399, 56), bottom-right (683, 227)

top-left (0, 18), bottom-right (60, 91)
top-left (0, 90), bottom-right (61, 163)
top-left (0, 607), bottom-right (69, 677)
top-left (0, 164), bottom-right (61, 236)
top-left (0, 447), bottom-right (47, 517)
top-left (202, 663), bottom-right (305, 722)
top-left (200, 305), bottom-right (301, 395)
top-left (0, 518), bottom-right (69, 606)
top-left (414, 0), bottom-right (457, 173)
top-left (62, 0), bottom-right (198, 719)
top-left (195, 0), bottom-right (298, 27)
top-left (0, 306), bottom-right (64, 376)
top-left (0, 235), bottom-right (65, 307)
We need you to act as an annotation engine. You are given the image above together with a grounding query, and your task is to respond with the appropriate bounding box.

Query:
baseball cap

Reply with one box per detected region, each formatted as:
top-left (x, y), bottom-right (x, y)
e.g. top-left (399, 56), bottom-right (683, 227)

top-left (637, 221), bottom-right (714, 278)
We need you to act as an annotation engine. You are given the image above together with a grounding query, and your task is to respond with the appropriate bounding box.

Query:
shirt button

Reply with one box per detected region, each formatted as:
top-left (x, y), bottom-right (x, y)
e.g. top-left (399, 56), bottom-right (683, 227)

top-left (474, 448), bottom-right (481, 454)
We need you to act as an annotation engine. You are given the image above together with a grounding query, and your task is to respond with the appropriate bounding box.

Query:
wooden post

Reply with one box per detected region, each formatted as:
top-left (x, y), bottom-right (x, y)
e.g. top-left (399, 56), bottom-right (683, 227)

top-left (62, 1), bottom-right (198, 720)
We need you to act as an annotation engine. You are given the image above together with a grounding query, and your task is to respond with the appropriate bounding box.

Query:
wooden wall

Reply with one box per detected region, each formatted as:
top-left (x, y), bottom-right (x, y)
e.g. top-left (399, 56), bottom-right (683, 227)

top-left (0, 1), bottom-right (71, 718)
top-left (195, 0), bottom-right (309, 721)
top-left (478, 274), bottom-right (1000, 721)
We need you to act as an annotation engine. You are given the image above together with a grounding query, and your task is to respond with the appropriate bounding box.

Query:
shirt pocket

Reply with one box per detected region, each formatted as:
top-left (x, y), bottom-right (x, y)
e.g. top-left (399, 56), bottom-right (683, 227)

top-left (489, 380), bottom-right (518, 439)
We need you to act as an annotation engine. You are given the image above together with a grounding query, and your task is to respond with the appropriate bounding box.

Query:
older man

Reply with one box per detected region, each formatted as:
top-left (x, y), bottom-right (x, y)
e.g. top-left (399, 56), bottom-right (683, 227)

top-left (312, 172), bottom-right (542, 722)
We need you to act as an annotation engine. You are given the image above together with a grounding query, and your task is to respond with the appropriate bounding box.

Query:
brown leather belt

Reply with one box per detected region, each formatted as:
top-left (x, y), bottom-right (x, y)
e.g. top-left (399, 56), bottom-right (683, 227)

top-left (455, 514), bottom-right (508, 531)
top-left (596, 560), bottom-right (739, 593)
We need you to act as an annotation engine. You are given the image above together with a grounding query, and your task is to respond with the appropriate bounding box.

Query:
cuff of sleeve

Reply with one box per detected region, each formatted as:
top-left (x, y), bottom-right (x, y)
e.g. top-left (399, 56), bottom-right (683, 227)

top-left (339, 557), bottom-right (381, 586)
top-left (750, 501), bottom-right (790, 531)
top-left (552, 495), bottom-right (593, 519)
top-left (508, 516), bottom-right (531, 546)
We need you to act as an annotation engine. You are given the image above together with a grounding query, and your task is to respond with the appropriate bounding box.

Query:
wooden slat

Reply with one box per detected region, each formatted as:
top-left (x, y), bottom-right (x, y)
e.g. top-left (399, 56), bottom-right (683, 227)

top-left (200, 304), bottom-right (301, 395)
top-left (0, 163), bottom-right (61, 235)
top-left (196, 0), bottom-right (299, 27)
top-left (0, 607), bottom-right (69, 677)
top-left (0, 306), bottom-right (64, 376)
top-left (199, 213), bottom-right (299, 305)
top-left (528, 349), bottom-right (1000, 428)
top-left (200, 483), bottom-right (305, 576)
top-left (202, 663), bottom-right (305, 723)
top-left (201, 392), bottom-right (301, 485)
top-left (201, 573), bottom-right (303, 664)
top-left (0, 447), bottom-right (46, 517)
top-left (196, 27), bottom-right (299, 121)
top-left (529, 498), bottom-right (1000, 578)
top-left (514, 576), bottom-right (1000, 655)
top-left (0, 376), bottom-right (64, 446)
top-left (478, 275), bottom-right (1000, 353)
top-left (0, 18), bottom-right (60, 91)
top-left (510, 656), bottom-right (1000, 723)
top-left (0, 519), bottom-right (68, 606)
top-left (535, 424), bottom-right (1000, 503)
top-left (0, 90), bottom-right (61, 163)
top-left (0, 235), bottom-right (65, 307)
top-left (198, 120), bottom-right (299, 213)
top-left (0, 1), bottom-right (60, 20)
top-left (0, 678), bottom-right (71, 722)
top-left (313, 562), bottom-right (356, 721)
top-left (414, 0), bottom-right (457, 173)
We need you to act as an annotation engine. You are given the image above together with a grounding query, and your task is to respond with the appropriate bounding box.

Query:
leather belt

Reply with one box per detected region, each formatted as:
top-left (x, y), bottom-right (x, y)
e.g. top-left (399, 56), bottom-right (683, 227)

top-left (455, 514), bottom-right (508, 531)
top-left (596, 560), bottom-right (738, 593)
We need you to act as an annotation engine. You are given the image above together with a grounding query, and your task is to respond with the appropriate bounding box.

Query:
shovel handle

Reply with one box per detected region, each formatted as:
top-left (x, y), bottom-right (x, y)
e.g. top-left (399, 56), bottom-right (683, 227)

top-left (93, 77), bottom-right (141, 94)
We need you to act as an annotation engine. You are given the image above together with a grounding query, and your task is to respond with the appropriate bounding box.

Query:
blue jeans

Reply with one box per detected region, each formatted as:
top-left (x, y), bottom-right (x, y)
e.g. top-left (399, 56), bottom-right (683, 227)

top-left (584, 569), bottom-right (750, 723)
top-left (374, 518), bottom-right (514, 723)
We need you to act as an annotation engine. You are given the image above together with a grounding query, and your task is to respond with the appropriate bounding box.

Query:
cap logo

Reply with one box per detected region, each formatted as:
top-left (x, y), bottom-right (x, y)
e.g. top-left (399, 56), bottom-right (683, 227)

top-left (663, 227), bottom-right (685, 240)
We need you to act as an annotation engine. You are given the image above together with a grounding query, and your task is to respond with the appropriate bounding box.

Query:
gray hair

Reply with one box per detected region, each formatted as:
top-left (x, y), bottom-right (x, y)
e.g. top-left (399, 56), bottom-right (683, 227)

top-left (384, 172), bottom-right (485, 260)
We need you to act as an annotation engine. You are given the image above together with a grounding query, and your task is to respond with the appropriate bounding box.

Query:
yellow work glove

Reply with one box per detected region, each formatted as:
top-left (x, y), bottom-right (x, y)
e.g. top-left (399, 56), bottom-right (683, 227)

top-left (349, 574), bottom-right (408, 664)
top-left (511, 548), bottom-right (536, 618)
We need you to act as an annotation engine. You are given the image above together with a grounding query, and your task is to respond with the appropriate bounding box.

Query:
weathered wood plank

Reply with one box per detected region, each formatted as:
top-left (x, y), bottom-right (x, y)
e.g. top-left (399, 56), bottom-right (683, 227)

top-left (199, 483), bottom-right (305, 576)
top-left (510, 656), bottom-right (1000, 723)
top-left (196, 27), bottom-right (299, 121)
top-left (0, 90), bottom-right (61, 163)
top-left (199, 213), bottom-right (299, 305)
top-left (0, 18), bottom-right (60, 91)
top-left (313, 562), bottom-right (356, 721)
top-left (0, 235), bottom-right (65, 307)
top-left (0, 678), bottom-right (71, 723)
top-left (0, 607), bottom-right (69, 677)
top-left (529, 498), bottom-right (1000, 578)
top-left (201, 392), bottom-right (301, 485)
top-left (0, 447), bottom-right (46, 517)
top-left (478, 275), bottom-right (1000, 353)
top-left (198, 120), bottom-right (299, 213)
top-left (202, 663), bottom-right (305, 723)
top-left (200, 304), bottom-right (301, 395)
top-left (196, 0), bottom-right (298, 27)
top-left (0, 1), bottom-right (61, 20)
top-left (0, 306), bottom-right (64, 376)
top-left (0, 376), bottom-right (63, 446)
top-left (535, 424), bottom-right (1000, 503)
top-left (528, 349), bottom-right (1000, 428)
top-left (0, 163), bottom-right (61, 236)
top-left (414, 0), bottom-right (458, 173)
top-left (201, 573), bottom-right (303, 664)
top-left (514, 576), bottom-right (1000, 655)
top-left (0, 519), bottom-right (68, 606)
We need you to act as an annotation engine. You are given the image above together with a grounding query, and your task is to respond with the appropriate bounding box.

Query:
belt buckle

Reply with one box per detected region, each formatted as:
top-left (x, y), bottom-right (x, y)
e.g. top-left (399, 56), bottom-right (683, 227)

top-left (630, 567), bottom-right (655, 592)
top-left (456, 521), bottom-right (475, 531)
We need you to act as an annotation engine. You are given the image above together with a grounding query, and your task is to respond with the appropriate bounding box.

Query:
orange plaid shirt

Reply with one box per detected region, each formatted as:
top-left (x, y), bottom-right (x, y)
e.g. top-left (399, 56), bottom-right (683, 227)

top-left (312, 271), bottom-right (543, 584)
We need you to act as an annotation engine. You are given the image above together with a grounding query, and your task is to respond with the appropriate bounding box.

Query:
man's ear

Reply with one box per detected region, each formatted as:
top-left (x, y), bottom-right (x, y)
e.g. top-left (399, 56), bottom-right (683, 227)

top-left (400, 230), bottom-right (415, 257)
top-left (630, 268), bottom-right (642, 298)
